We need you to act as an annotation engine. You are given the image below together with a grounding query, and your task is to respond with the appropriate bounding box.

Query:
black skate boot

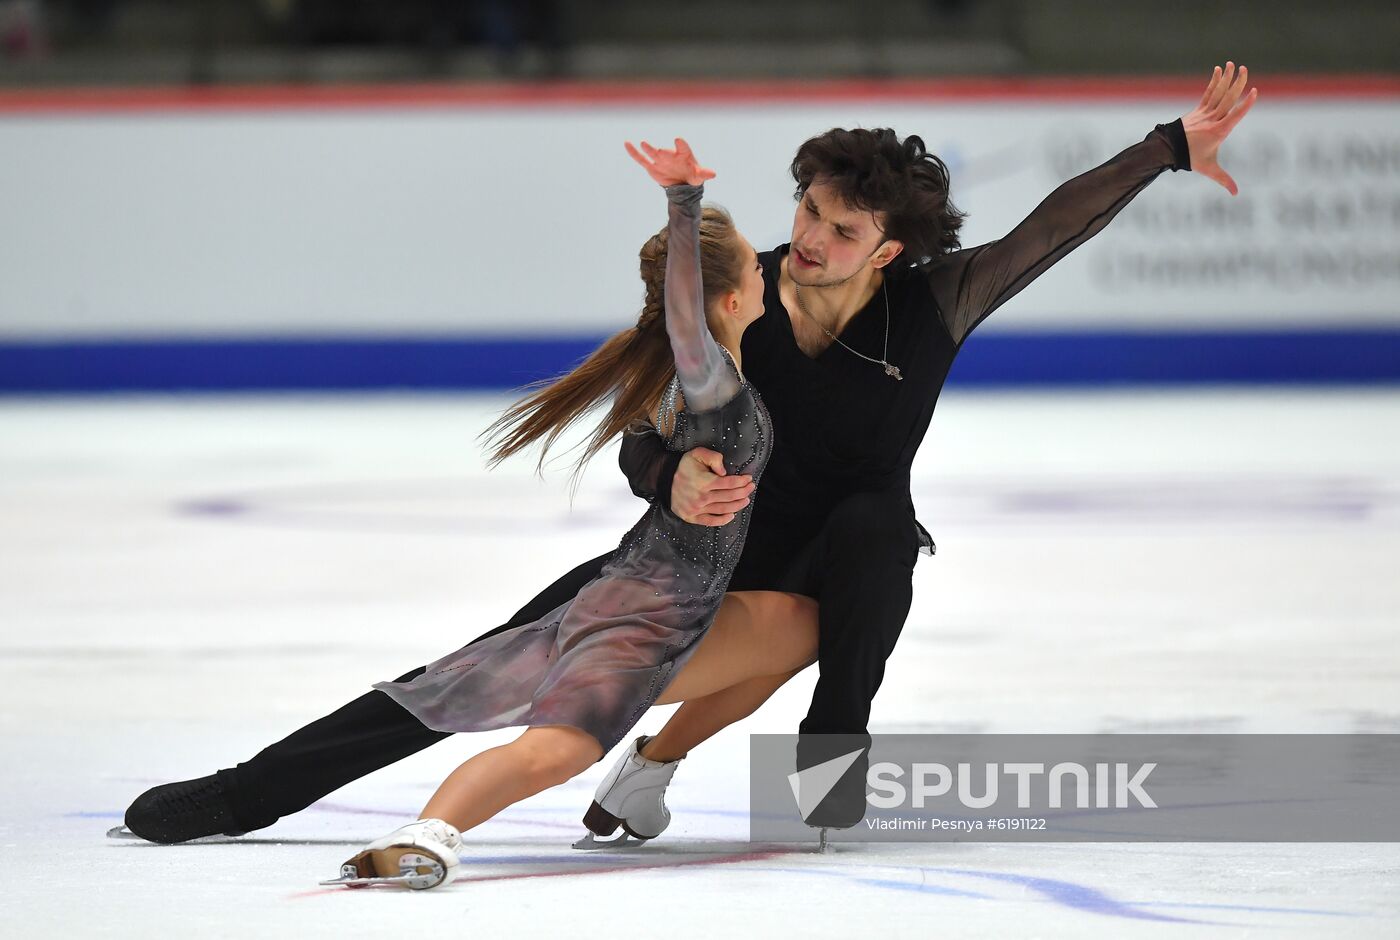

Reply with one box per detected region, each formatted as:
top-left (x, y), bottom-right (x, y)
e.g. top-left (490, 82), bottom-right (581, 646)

top-left (795, 732), bottom-right (871, 848)
top-left (120, 771), bottom-right (271, 844)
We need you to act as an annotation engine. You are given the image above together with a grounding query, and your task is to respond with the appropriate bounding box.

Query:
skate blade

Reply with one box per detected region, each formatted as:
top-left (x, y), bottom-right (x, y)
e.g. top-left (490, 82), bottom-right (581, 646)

top-left (106, 825), bottom-right (246, 844)
top-left (321, 852), bottom-right (450, 890)
top-left (578, 800), bottom-right (657, 849)
top-left (572, 831), bottom-right (648, 851)
top-left (320, 874), bottom-right (408, 888)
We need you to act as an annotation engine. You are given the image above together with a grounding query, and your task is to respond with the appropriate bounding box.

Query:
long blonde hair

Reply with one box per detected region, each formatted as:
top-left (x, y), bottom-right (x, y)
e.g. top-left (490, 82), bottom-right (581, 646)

top-left (483, 206), bottom-right (745, 475)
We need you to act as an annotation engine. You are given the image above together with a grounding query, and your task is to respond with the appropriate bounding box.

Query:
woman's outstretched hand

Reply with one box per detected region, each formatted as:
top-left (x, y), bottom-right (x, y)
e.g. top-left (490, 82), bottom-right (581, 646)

top-left (625, 137), bottom-right (716, 187)
top-left (1182, 61), bottom-right (1259, 196)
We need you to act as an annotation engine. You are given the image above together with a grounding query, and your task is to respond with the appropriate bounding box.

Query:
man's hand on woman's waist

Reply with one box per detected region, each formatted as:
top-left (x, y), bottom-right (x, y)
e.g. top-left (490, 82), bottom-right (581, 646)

top-left (672, 447), bottom-right (754, 527)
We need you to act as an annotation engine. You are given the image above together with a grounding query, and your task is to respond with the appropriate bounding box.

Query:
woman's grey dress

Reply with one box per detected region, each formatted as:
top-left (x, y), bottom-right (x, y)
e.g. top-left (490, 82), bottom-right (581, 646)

top-left (374, 183), bottom-right (773, 755)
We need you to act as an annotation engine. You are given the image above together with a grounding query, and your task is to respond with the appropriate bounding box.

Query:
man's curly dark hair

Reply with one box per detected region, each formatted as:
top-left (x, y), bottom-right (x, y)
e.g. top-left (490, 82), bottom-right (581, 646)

top-left (790, 127), bottom-right (967, 261)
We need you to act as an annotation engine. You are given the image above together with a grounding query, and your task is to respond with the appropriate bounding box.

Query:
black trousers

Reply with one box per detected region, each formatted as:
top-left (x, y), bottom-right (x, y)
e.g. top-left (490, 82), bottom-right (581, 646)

top-left (222, 491), bottom-right (922, 830)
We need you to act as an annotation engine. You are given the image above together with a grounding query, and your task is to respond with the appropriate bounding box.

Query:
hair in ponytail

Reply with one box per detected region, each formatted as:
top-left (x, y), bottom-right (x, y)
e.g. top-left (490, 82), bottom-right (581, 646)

top-left (483, 206), bottom-right (745, 477)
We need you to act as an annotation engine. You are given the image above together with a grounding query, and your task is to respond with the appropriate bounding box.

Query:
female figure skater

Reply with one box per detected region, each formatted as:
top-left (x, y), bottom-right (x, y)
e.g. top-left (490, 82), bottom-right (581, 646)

top-left (304, 138), bottom-right (820, 889)
top-left (125, 62), bottom-right (1257, 867)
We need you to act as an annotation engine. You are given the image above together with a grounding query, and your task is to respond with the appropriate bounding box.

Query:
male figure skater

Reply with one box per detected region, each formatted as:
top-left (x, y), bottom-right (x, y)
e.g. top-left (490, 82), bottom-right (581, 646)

top-left (125, 63), bottom-right (1257, 843)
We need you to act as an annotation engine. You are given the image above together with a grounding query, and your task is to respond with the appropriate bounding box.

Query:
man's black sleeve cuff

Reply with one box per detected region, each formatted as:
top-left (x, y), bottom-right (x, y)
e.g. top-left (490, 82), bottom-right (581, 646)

top-left (655, 451), bottom-right (684, 512)
top-left (1156, 118), bottom-right (1191, 172)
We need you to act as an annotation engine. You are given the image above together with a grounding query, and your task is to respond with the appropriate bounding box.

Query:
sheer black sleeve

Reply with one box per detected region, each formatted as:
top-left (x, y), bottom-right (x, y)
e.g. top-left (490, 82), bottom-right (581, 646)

top-left (618, 420), bottom-right (683, 509)
top-left (927, 119), bottom-right (1191, 346)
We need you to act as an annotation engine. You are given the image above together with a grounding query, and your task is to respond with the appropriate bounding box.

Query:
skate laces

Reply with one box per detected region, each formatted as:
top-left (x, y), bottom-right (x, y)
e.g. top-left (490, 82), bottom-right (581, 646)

top-left (407, 818), bottom-right (460, 848)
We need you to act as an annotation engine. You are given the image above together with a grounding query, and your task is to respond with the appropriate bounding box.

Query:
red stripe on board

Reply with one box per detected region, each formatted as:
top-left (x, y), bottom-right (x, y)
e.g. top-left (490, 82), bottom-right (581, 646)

top-left (0, 75), bottom-right (1397, 114)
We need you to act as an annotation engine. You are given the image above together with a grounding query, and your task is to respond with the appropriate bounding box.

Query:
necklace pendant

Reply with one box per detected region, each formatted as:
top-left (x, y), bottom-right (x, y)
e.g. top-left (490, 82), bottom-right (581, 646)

top-left (885, 363), bottom-right (903, 381)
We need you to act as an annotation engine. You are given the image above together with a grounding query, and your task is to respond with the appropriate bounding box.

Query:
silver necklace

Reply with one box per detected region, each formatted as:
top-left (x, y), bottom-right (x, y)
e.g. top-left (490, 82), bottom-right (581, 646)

top-left (793, 278), bottom-right (902, 381)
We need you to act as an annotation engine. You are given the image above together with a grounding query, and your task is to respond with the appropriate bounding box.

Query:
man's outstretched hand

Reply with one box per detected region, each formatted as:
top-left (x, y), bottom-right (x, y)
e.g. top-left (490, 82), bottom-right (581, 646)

top-left (1182, 61), bottom-right (1259, 196)
top-left (671, 447), bottom-right (754, 526)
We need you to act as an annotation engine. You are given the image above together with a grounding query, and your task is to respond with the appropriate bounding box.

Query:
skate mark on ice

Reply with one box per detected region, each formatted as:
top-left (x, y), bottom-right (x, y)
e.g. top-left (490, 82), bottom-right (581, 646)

top-left (915, 473), bottom-right (1398, 528)
top-left (175, 477), bottom-right (632, 537)
top-left (173, 472), bottom-right (1400, 540)
top-left (760, 866), bottom-right (991, 900)
top-left (752, 865), bottom-right (1206, 922)
top-left (1125, 900), bottom-right (1364, 918)
top-left (914, 868), bottom-right (1219, 924)
top-left (80, 800), bottom-right (584, 832)
top-left (309, 801), bottom-right (579, 831)
top-left (742, 865), bottom-right (1365, 925)
top-left (286, 847), bottom-right (805, 899)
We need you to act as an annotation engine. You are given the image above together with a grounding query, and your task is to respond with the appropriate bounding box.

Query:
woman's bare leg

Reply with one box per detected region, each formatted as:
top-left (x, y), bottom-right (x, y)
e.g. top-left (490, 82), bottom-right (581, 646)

top-left (417, 590), bottom-right (815, 832)
top-left (419, 725), bottom-right (602, 832)
top-left (653, 591), bottom-right (817, 706)
top-left (644, 668), bottom-right (799, 762)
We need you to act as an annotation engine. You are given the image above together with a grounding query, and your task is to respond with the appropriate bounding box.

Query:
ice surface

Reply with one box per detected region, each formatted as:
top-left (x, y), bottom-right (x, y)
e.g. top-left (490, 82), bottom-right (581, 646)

top-left (3, 389), bottom-right (1398, 937)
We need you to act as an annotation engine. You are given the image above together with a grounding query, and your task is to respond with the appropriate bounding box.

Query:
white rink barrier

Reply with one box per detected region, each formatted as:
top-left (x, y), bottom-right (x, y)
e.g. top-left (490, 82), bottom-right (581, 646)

top-left (1, 79), bottom-right (1396, 389)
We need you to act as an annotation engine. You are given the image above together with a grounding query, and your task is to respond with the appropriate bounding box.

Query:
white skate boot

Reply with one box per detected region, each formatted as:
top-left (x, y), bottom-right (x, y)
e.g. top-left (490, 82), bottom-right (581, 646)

top-left (320, 818), bottom-right (462, 890)
top-left (574, 735), bottom-right (682, 850)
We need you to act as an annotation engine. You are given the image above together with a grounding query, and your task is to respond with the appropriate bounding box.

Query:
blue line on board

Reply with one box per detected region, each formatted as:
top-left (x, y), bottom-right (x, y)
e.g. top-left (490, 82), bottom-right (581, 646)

top-left (4, 328), bottom-right (1400, 392)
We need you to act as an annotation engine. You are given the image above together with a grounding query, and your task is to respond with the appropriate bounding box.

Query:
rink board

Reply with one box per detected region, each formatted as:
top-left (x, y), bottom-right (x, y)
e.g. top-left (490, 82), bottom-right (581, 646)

top-left (2, 78), bottom-right (1398, 389)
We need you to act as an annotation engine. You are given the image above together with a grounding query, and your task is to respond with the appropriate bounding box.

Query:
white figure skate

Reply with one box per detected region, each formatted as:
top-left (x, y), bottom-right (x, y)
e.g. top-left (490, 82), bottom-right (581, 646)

top-left (320, 818), bottom-right (462, 890)
top-left (574, 735), bottom-right (682, 850)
